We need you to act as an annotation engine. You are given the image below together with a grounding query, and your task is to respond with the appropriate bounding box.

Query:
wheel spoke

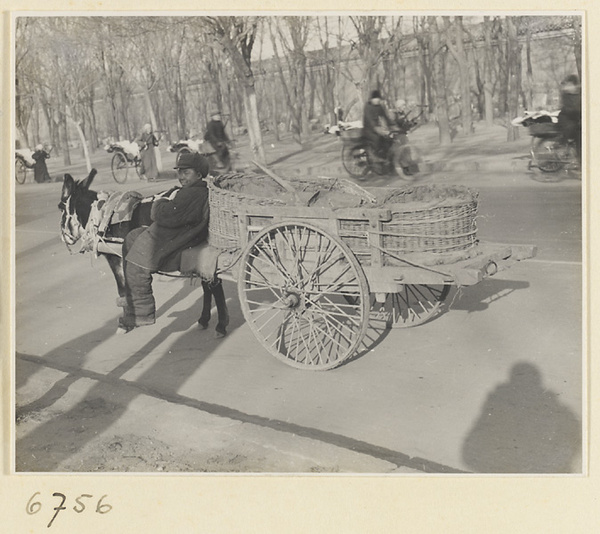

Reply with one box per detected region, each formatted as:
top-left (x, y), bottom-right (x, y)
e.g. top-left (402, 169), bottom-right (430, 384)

top-left (239, 222), bottom-right (369, 370)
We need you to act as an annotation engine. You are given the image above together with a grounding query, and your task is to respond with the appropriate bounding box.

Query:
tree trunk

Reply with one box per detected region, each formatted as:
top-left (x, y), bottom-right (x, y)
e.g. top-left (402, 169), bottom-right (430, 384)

top-left (444, 16), bottom-right (472, 135)
top-left (483, 17), bottom-right (495, 127)
top-left (243, 84), bottom-right (266, 163)
top-left (430, 18), bottom-right (452, 145)
top-left (506, 17), bottom-right (521, 142)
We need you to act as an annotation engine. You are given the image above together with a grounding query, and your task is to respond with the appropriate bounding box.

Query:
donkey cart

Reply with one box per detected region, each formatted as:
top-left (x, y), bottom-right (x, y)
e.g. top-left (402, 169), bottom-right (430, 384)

top-left (194, 171), bottom-right (536, 371)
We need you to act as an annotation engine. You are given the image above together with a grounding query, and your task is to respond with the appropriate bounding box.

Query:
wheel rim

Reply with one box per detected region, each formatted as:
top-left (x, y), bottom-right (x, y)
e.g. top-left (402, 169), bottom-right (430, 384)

top-left (342, 144), bottom-right (369, 179)
top-left (15, 159), bottom-right (26, 184)
top-left (535, 139), bottom-right (565, 173)
top-left (112, 152), bottom-right (129, 183)
top-left (371, 284), bottom-right (451, 328)
top-left (238, 222), bottom-right (370, 370)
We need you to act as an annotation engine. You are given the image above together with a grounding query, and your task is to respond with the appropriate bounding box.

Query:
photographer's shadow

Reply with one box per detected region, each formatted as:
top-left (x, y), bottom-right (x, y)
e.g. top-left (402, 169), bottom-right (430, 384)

top-left (462, 362), bottom-right (581, 473)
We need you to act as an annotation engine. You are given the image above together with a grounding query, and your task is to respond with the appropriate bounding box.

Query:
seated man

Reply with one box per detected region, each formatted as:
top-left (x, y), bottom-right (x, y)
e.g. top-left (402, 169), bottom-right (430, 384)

top-left (204, 110), bottom-right (232, 170)
top-left (119, 152), bottom-right (210, 333)
top-left (362, 89), bottom-right (393, 160)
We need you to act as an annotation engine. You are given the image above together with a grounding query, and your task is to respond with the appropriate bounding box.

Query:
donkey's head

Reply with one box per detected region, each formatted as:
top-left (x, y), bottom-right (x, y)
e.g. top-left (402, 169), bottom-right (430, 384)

top-left (58, 168), bottom-right (98, 247)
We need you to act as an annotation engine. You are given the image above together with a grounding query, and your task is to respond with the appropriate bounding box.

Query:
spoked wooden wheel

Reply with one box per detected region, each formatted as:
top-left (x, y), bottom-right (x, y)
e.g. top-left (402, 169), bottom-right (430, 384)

top-left (372, 284), bottom-right (451, 328)
top-left (238, 222), bottom-right (370, 370)
top-left (15, 157), bottom-right (27, 184)
top-left (111, 152), bottom-right (129, 183)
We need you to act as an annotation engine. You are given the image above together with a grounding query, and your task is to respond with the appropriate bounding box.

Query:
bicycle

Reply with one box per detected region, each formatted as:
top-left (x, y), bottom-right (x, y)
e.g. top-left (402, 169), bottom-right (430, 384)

top-left (341, 128), bottom-right (420, 180)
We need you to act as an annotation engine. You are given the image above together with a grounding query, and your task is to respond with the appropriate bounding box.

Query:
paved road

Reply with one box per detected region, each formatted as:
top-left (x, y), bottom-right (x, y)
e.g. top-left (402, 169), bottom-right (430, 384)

top-left (13, 168), bottom-right (583, 474)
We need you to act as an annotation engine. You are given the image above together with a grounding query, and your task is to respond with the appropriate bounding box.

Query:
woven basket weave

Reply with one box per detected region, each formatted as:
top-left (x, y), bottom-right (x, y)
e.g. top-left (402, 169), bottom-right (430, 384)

top-left (338, 185), bottom-right (479, 266)
top-left (207, 172), bottom-right (286, 249)
top-left (207, 172), bottom-right (374, 250)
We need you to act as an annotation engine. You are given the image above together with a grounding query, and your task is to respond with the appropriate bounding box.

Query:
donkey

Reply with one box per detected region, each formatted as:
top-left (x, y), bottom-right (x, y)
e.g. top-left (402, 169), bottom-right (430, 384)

top-left (58, 168), bottom-right (229, 336)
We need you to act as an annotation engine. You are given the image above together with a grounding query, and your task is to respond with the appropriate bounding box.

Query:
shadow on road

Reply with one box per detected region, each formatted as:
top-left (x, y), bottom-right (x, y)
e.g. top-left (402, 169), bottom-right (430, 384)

top-left (461, 361), bottom-right (581, 473)
top-left (15, 280), bottom-right (245, 472)
top-left (445, 278), bottom-right (530, 314)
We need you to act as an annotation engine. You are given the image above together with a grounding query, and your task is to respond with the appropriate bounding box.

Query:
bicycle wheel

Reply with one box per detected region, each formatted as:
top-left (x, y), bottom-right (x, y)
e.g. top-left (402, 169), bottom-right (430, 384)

top-left (15, 157), bottom-right (27, 184)
top-left (111, 152), bottom-right (129, 183)
top-left (533, 138), bottom-right (566, 173)
top-left (341, 143), bottom-right (370, 180)
top-left (392, 144), bottom-right (420, 180)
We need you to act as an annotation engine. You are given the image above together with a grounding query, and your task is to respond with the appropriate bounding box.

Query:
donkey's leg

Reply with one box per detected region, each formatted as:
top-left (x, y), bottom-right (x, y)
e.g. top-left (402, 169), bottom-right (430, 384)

top-left (104, 254), bottom-right (127, 307)
top-left (211, 278), bottom-right (229, 338)
top-left (197, 281), bottom-right (212, 329)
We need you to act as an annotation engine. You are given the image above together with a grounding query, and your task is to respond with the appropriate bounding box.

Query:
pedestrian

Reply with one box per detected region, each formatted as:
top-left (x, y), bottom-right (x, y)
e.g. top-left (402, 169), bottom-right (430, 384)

top-left (32, 144), bottom-right (52, 183)
top-left (135, 123), bottom-right (159, 181)
top-left (362, 89), bottom-right (394, 160)
top-left (204, 111), bottom-right (232, 171)
top-left (118, 152), bottom-right (211, 333)
top-left (557, 74), bottom-right (582, 166)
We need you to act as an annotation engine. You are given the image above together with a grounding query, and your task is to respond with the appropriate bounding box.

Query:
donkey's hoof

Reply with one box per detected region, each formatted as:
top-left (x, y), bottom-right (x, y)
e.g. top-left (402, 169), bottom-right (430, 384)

top-left (197, 318), bottom-right (209, 330)
top-left (115, 326), bottom-right (131, 335)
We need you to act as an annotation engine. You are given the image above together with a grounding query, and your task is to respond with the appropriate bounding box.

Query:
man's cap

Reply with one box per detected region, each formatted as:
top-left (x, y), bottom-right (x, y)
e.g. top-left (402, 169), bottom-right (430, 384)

top-left (370, 89), bottom-right (382, 100)
top-left (174, 152), bottom-right (209, 177)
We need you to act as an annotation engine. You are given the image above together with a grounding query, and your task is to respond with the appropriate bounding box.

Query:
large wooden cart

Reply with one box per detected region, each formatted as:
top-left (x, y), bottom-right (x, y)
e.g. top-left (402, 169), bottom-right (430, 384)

top-left (204, 172), bottom-right (536, 371)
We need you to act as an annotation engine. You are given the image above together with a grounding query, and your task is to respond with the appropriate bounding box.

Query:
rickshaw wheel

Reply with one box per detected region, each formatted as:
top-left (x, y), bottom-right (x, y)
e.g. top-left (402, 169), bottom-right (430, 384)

top-left (134, 157), bottom-right (142, 178)
top-left (15, 157), bottom-right (27, 184)
top-left (372, 284), bottom-right (451, 328)
top-left (111, 152), bottom-right (129, 183)
top-left (238, 222), bottom-right (370, 371)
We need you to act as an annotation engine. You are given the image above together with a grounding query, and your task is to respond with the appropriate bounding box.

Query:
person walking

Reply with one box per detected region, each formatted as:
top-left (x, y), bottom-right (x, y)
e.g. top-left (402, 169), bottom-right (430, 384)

top-left (118, 152), bottom-right (211, 333)
top-left (32, 144), bottom-right (52, 183)
top-left (135, 123), bottom-right (159, 181)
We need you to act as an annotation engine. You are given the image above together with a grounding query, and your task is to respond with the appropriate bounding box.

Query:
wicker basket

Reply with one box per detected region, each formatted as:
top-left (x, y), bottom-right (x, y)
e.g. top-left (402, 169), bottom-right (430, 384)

top-left (338, 185), bottom-right (479, 266)
top-left (207, 172), bottom-right (374, 250)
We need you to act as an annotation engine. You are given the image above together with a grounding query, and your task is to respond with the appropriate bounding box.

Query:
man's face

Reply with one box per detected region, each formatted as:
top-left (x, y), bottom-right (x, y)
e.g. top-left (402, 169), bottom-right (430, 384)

top-left (177, 167), bottom-right (202, 187)
top-left (212, 114), bottom-right (221, 121)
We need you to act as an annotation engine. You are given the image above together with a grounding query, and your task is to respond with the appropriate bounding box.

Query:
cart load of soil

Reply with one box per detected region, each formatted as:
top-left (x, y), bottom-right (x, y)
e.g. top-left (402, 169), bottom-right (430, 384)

top-left (376, 184), bottom-right (478, 210)
top-left (207, 172), bottom-right (376, 250)
top-left (211, 172), bottom-right (374, 209)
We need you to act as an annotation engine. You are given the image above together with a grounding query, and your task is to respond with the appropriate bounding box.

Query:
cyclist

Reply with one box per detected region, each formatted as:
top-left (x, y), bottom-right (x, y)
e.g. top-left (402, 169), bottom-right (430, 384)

top-left (557, 74), bottom-right (581, 167)
top-left (362, 89), bottom-right (394, 161)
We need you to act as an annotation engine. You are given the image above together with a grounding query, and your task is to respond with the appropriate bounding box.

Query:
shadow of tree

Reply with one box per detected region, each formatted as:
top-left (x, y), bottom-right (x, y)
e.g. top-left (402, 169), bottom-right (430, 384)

top-left (462, 361), bottom-right (581, 473)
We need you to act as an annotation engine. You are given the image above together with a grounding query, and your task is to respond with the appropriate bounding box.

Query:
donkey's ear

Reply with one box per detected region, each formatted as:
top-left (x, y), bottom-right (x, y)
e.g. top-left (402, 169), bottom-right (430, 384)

top-left (80, 168), bottom-right (98, 190)
top-left (61, 174), bottom-right (74, 198)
